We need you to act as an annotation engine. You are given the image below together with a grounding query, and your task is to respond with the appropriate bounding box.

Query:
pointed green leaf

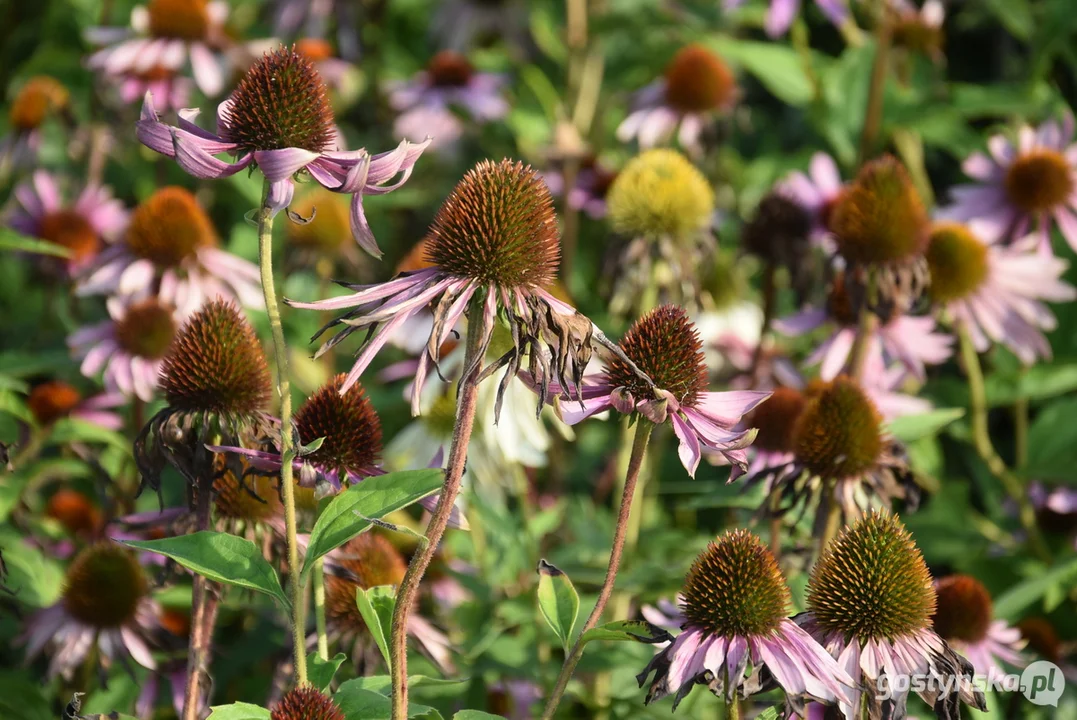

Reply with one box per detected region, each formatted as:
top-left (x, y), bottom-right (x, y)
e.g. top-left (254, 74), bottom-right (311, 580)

top-left (887, 408), bottom-right (965, 442)
top-left (536, 559), bottom-right (579, 650)
top-left (308, 651), bottom-right (347, 693)
top-left (206, 703), bottom-right (271, 720)
top-left (356, 585), bottom-right (396, 673)
top-left (993, 556), bottom-right (1077, 620)
top-left (301, 469), bottom-right (444, 579)
top-left (580, 620), bottom-right (674, 646)
top-left (0, 228), bottom-right (71, 258)
top-left (453, 712), bottom-right (507, 719)
top-left (122, 532), bottom-right (289, 609)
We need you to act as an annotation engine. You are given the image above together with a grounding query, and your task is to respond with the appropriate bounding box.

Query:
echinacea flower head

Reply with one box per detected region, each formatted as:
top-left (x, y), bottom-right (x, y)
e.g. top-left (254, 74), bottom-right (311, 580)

top-left (2, 76), bottom-right (71, 167)
top-left (46, 489), bottom-right (103, 537)
top-left (638, 530), bottom-right (854, 711)
top-left (21, 542), bottom-right (158, 679)
top-left (290, 159), bottom-right (592, 420)
top-left (925, 222), bottom-right (1075, 364)
top-left (271, 686), bottom-right (345, 720)
top-left (802, 511), bottom-right (986, 719)
top-left (617, 45), bottom-right (737, 155)
top-left (558, 305), bottom-right (769, 479)
top-left (78, 186), bottom-right (262, 315)
top-left (944, 115), bottom-right (1077, 254)
top-left (777, 152), bottom-right (847, 249)
top-left (27, 380), bottom-right (125, 430)
top-left (742, 385), bottom-right (806, 473)
top-left (932, 574), bottom-right (1025, 676)
top-left (891, 0), bottom-right (945, 61)
top-left (742, 191), bottom-right (817, 297)
top-left (136, 300), bottom-right (273, 499)
top-left (7, 171), bottom-right (127, 278)
top-left (136, 46), bottom-right (429, 256)
top-left (213, 464), bottom-right (282, 524)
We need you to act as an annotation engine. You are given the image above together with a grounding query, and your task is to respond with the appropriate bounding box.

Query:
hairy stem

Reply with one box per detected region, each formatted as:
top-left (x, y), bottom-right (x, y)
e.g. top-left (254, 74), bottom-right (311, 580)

top-left (183, 474), bottom-right (219, 720)
top-left (390, 301), bottom-right (486, 719)
top-left (314, 557), bottom-right (329, 661)
top-left (256, 180), bottom-right (307, 685)
top-left (957, 328), bottom-right (1050, 562)
top-left (540, 420), bottom-right (654, 719)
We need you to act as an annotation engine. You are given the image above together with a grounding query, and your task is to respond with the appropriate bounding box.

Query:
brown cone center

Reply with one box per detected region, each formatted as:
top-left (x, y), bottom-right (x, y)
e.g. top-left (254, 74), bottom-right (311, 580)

top-left (115, 299), bottom-right (177, 360)
top-left (28, 381), bottom-right (82, 425)
top-left (62, 544), bottom-right (148, 628)
top-left (664, 45), bottom-right (735, 114)
top-left (1004, 150), bottom-right (1074, 214)
top-left (932, 575), bottom-right (993, 643)
top-left (427, 51), bottom-right (474, 87)
top-left (146, 0), bottom-right (210, 41)
top-left (38, 210), bottom-right (100, 265)
top-left (127, 187), bottom-right (215, 268)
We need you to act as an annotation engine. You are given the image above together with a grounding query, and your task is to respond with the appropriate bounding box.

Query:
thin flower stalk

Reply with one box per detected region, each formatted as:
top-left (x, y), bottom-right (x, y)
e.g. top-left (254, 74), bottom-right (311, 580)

top-left (182, 463), bottom-right (220, 720)
top-left (315, 557), bottom-right (329, 660)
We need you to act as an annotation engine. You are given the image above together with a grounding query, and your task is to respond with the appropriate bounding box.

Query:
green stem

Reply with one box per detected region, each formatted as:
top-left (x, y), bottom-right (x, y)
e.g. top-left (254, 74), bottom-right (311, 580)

top-left (727, 693), bottom-right (741, 720)
top-left (256, 179), bottom-right (307, 685)
top-left (957, 328), bottom-right (1050, 563)
top-left (844, 305), bottom-right (879, 380)
top-left (857, 0), bottom-right (892, 165)
top-left (314, 557), bottom-right (329, 661)
top-left (540, 420), bottom-right (654, 720)
top-left (1014, 372), bottom-right (1028, 470)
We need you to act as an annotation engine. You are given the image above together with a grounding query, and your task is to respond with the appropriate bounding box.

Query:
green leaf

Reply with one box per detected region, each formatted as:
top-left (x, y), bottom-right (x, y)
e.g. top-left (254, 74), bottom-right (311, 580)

top-left (453, 712), bottom-right (508, 719)
top-left (536, 559), bottom-right (580, 650)
top-left (122, 532), bottom-right (290, 609)
top-left (982, 0), bottom-right (1033, 40)
top-left (0, 671), bottom-right (51, 720)
top-left (704, 36), bottom-right (813, 106)
top-left (48, 417), bottom-right (130, 451)
top-left (206, 704), bottom-right (271, 720)
top-left (993, 556), bottom-right (1077, 620)
top-left (301, 469), bottom-right (443, 578)
top-left (356, 585), bottom-right (396, 672)
top-left (308, 651), bottom-right (347, 693)
top-left (580, 620), bottom-right (674, 646)
top-left (0, 228), bottom-right (71, 257)
top-left (298, 435), bottom-right (326, 456)
top-left (756, 708), bottom-right (780, 720)
top-left (334, 683), bottom-right (442, 720)
top-left (334, 675), bottom-right (466, 695)
top-left (886, 408), bottom-right (965, 442)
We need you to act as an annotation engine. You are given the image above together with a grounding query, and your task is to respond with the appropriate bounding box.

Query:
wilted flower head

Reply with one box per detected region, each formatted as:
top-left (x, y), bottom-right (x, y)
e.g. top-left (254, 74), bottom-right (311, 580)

top-left (932, 574), bottom-right (1025, 676)
top-left (289, 159), bottom-right (595, 419)
top-left (1, 76), bottom-right (71, 167)
top-left (801, 511), bottom-right (986, 719)
top-left (136, 45), bottom-right (429, 257)
top-left (943, 115), bottom-right (1077, 255)
top-left (556, 305), bottom-right (768, 479)
top-left (778, 152), bottom-right (848, 249)
top-left (638, 530), bottom-right (854, 711)
top-left (27, 380), bottom-right (125, 430)
top-left (617, 44), bottom-right (737, 155)
top-left (925, 223), bottom-right (1075, 364)
top-left (272, 685), bottom-right (345, 720)
top-left (6, 171), bottom-right (127, 278)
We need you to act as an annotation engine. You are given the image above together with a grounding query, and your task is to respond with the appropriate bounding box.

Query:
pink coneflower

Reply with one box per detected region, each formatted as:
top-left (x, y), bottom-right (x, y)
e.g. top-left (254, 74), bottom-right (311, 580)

top-left (925, 223), bottom-right (1075, 364)
top-left (389, 51), bottom-right (508, 151)
top-left (6, 171), bottom-right (127, 278)
top-left (136, 46), bottom-right (429, 258)
top-left (776, 271), bottom-right (953, 383)
top-left (943, 115), bottom-right (1077, 254)
top-left (638, 530), bottom-right (854, 711)
top-left (1, 77), bottom-right (72, 169)
top-left (617, 45), bottom-right (738, 156)
top-left (801, 511), bottom-right (986, 719)
top-left (69, 294), bottom-right (180, 402)
top-left (115, 66), bottom-right (194, 112)
top-left (85, 0), bottom-right (234, 97)
top-left (932, 575), bottom-right (1025, 677)
top-left (777, 152), bottom-right (847, 248)
top-left (288, 159), bottom-right (594, 419)
top-left (26, 380), bottom-right (125, 431)
top-left (726, 0), bottom-right (848, 37)
top-left (21, 542), bottom-right (159, 679)
top-left (555, 305), bottom-right (770, 480)
top-left (543, 155), bottom-right (618, 219)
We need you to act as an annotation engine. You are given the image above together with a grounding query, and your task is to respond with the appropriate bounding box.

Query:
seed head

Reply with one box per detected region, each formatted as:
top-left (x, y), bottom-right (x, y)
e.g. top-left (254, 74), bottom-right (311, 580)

top-left (127, 187), bottom-right (216, 268)
top-left (830, 155), bottom-right (929, 265)
top-left (1004, 149), bottom-right (1074, 213)
top-left (607, 149), bottom-right (714, 238)
top-left (46, 489), bottom-right (102, 536)
top-left (146, 0), bottom-right (210, 40)
top-left (931, 575), bottom-right (993, 644)
top-left (286, 189), bottom-right (351, 254)
top-left (159, 300), bottom-right (272, 415)
top-left (427, 51), bottom-right (474, 87)
top-left (681, 529), bottom-right (790, 637)
top-left (36, 209), bottom-right (101, 265)
top-left (219, 46), bottom-right (335, 153)
top-left (271, 686), bottom-right (345, 720)
top-left (62, 543), bottom-right (149, 628)
top-left (28, 380), bottom-right (82, 425)
top-left (9, 76), bottom-right (68, 131)
top-left (325, 534), bottom-right (407, 631)
top-left (425, 159), bottom-right (560, 288)
top-left (294, 375), bottom-right (382, 477)
top-left (605, 305), bottom-right (707, 407)
top-left (742, 192), bottom-right (812, 263)
top-left (213, 462), bottom-right (282, 521)
top-left (663, 44), bottom-right (736, 114)
top-left (793, 377), bottom-right (884, 479)
top-left (745, 386), bottom-right (806, 455)
top-left (925, 223), bottom-right (990, 304)
top-left (1017, 618), bottom-right (1061, 663)
top-left (115, 298), bottom-right (178, 361)
top-left (807, 511), bottom-right (936, 642)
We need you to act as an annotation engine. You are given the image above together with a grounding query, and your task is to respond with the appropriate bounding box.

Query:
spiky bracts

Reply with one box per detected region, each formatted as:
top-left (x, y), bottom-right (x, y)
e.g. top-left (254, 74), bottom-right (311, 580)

top-left (663, 45), bottom-right (736, 114)
top-left (294, 374), bottom-right (382, 477)
top-left (425, 159), bottom-right (560, 289)
top-left (606, 305), bottom-right (707, 407)
top-left (271, 686), bottom-right (345, 720)
top-left (126, 186), bottom-right (216, 267)
top-left (62, 543), bottom-right (149, 628)
top-left (807, 511), bottom-right (935, 642)
top-left (681, 530), bottom-right (790, 637)
top-left (219, 46), bottom-right (335, 153)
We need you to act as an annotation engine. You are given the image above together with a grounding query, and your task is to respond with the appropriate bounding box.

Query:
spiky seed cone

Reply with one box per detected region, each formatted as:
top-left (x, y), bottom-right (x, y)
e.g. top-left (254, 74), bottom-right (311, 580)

top-left (792, 377), bottom-right (884, 479)
top-left (214, 465), bottom-right (282, 521)
top-left (325, 534), bottom-right (407, 631)
top-left (159, 299), bottom-right (272, 415)
top-left (664, 44), bottom-right (736, 113)
top-left (294, 374), bottom-right (382, 475)
top-left (681, 529), bottom-right (790, 637)
top-left (271, 686), bottom-right (345, 720)
top-left (115, 298), bottom-right (178, 360)
top-left (606, 149), bottom-right (714, 239)
top-left (427, 50), bottom-right (474, 87)
top-left (46, 489), bottom-right (102, 536)
top-left (830, 155), bottom-right (929, 265)
top-left (742, 192), bottom-right (812, 262)
top-left (10, 76), bottom-right (68, 131)
top-left (127, 187), bottom-right (216, 267)
top-left (425, 159), bottom-right (560, 288)
top-left (62, 543), bottom-right (149, 628)
top-left (287, 189), bottom-right (351, 254)
top-left (220, 46), bottom-right (335, 153)
top-left (807, 511), bottom-right (936, 642)
top-left (932, 575), bottom-right (993, 643)
top-left (1017, 618), bottom-right (1061, 663)
top-left (146, 0), bottom-right (210, 40)
top-left (925, 223), bottom-right (990, 304)
top-left (28, 380), bottom-right (82, 425)
top-left (1005, 149), bottom-right (1074, 213)
top-left (605, 305), bottom-right (707, 406)
top-left (745, 386), bottom-right (806, 454)
top-left (37, 210), bottom-right (100, 265)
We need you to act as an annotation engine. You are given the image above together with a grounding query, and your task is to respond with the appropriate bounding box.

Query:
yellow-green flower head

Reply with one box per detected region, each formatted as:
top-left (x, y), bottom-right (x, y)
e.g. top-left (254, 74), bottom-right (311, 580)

top-left (607, 149), bottom-right (714, 239)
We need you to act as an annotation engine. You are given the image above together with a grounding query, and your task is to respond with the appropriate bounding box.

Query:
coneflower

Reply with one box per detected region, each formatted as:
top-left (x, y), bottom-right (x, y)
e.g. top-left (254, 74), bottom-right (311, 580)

top-left (26, 380), bottom-right (124, 430)
top-left (272, 685), bottom-right (345, 720)
top-left (136, 45), bottom-right (429, 257)
top-left (932, 575), bottom-right (1026, 676)
top-left (1, 76), bottom-right (71, 167)
top-left (801, 511), bottom-right (986, 719)
top-left (638, 530), bottom-right (854, 712)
